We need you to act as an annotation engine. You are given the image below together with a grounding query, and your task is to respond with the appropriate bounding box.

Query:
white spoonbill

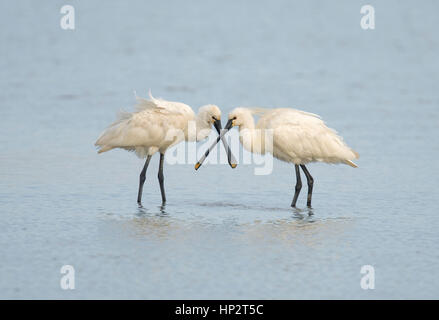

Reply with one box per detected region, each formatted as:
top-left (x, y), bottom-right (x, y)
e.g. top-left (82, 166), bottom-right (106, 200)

top-left (95, 92), bottom-right (236, 206)
top-left (196, 107), bottom-right (359, 207)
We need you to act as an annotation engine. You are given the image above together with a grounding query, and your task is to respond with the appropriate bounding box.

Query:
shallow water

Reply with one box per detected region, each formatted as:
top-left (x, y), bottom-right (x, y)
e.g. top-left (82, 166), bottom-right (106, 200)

top-left (1, 0), bottom-right (438, 299)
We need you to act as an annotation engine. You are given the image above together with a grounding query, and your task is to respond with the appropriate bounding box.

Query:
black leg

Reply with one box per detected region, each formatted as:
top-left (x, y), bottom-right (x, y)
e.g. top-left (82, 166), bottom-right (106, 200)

top-left (158, 153), bottom-right (166, 204)
top-left (137, 155), bottom-right (152, 206)
top-left (291, 165), bottom-right (302, 207)
top-left (300, 164), bottom-right (314, 207)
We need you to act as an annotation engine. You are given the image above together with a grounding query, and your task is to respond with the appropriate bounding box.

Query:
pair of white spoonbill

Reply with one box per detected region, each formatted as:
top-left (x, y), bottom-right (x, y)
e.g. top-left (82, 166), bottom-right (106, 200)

top-left (95, 92), bottom-right (359, 208)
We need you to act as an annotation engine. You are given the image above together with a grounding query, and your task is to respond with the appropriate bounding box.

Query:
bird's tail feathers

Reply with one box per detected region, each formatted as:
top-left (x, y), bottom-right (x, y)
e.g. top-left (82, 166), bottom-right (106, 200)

top-left (344, 160), bottom-right (358, 168)
top-left (96, 145), bottom-right (113, 154)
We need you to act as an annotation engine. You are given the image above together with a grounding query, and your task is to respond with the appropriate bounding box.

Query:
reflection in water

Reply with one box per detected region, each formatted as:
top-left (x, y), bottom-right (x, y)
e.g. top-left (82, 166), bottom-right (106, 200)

top-left (136, 204), bottom-right (168, 217)
top-left (129, 212), bottom-right (174, 240)
top-left (101, 205), bottom-right (176, 240)
top-left (102, 202), bottom-right (353, 249)
top-left (291, 207), bottom-right (314, 220)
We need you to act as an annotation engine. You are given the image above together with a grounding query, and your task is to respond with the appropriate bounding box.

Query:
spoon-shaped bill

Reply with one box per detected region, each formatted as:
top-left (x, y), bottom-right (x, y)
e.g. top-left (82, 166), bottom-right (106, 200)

top-left (195, 119), bottom-right (234, 170)
top-left (212, 119), bottom-right (237, 169)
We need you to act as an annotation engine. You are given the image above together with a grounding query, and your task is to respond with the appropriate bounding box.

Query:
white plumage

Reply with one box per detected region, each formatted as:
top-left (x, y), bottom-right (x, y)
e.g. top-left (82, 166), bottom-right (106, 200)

top-left (228, 107), bottom-right (359, 167)
top-left (95, 92), bottom-right (220, 158)
top-left (212, 106), bottom-right (360, 207)
top-left (95, 92), bottom-right (224, 206)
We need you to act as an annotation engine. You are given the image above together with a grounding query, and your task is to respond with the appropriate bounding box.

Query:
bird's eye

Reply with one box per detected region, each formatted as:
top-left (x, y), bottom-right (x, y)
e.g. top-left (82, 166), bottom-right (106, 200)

top-left (212, 116), bottom-right (217, 121)
top-left (233, 117), bottom-right (237, 120)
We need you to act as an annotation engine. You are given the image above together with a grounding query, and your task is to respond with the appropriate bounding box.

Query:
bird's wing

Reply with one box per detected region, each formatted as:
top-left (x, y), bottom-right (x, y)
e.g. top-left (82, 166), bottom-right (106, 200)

top-left (135, 90), bottom-right (194, 117)
top-left (95, 91), bottom-right (194, 153)
top-left (246, 107), bottom-right (271, 116)
top-left (248, 107), bottom-right (321, 119)
top-left (266, 109), bottom-right (358, 163)
top-left (255, 108), bottom-right (323, 132)
top-left (257, 108), bottom-right (323, 159)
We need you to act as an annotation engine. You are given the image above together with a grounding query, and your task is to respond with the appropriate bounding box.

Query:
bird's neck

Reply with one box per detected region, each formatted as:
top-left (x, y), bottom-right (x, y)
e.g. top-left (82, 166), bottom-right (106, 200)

top-left (192, 115), bottom-right (211, 141)
top-left (238, 116), bottom-right (266, 154)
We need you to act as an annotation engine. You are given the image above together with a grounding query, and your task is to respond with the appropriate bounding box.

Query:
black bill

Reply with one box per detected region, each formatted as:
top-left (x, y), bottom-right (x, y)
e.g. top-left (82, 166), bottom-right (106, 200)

top-left (195, 119), bottom-right (235, 170)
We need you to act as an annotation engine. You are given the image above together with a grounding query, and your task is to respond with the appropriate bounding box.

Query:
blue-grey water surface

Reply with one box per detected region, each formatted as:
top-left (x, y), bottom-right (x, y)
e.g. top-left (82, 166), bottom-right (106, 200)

top-left (1, 0), bottom-right (438, 299)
